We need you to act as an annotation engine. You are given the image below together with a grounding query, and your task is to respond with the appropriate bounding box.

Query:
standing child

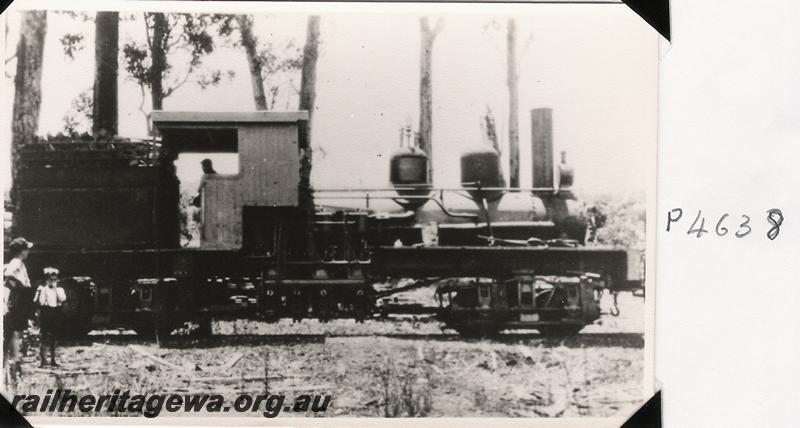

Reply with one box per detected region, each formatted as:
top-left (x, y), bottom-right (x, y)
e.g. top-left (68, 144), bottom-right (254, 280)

top-left (33, 267), bottom-right (66, 367)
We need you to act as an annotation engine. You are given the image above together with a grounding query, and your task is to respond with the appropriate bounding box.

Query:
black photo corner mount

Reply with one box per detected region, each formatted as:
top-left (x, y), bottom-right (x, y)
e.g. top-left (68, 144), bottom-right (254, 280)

top-left (622, 0), bottom-right (671, 41)
top-left (0, 0), bottom-right (12, 16)
top-left (0, 393), bottom-right (33, 428)
top-left (621, 390), bottom-right (662, 428)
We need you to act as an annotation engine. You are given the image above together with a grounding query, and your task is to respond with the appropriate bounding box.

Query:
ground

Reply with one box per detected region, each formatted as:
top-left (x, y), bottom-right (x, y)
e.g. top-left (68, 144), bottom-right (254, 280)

top-left (10, 293), bottom-right (645, 418)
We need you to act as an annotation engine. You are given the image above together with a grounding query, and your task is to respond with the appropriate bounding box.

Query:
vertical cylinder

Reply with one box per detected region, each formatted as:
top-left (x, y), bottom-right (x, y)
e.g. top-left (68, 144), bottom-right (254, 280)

top-left (531, 108), bottom-right (554, 189)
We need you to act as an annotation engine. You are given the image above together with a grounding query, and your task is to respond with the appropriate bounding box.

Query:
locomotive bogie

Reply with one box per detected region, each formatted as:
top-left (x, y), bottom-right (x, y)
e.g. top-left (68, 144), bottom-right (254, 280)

top-left (436, 274), bottom-right (600, 337)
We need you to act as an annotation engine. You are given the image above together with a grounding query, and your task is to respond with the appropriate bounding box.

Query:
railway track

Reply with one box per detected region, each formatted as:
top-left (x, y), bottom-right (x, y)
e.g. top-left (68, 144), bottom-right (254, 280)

top-left (59, 331), bottom-right (644, 349)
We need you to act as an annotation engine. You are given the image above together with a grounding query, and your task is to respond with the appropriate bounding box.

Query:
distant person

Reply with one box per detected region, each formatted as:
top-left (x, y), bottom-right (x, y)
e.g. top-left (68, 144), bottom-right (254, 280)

top-left (201, 158), bottom-right (217, 175)
top-left (3, 237), bottom-right (34, 381)
top-left (585, 205), bottom-right (607, 244)
top-left (33, 267), bottom-right (66, 367)
top-left (192, 158), bottom-right (217, 208)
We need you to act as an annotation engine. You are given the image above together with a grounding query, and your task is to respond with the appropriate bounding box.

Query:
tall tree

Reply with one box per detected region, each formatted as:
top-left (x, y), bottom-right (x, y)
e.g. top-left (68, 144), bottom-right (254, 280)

top-left (236, 15), bottom-right (268, 110)
top-left (506, 18), bottom-right (520, 189)
top-left (484, 106), bottom-right (500, 152)
top-left (298, 15), bottom-right (320, 211)
top-left (124, 13), bottom-right (223, 132)
top-left (418, 17), bottom-right (444, 184)
top-left (11, 11), bottom-right (48, 229)
top-left (149, 12), bottom-right (169, 111)
top-left (93, 11), bottom-right (119, 136)
top-left (483, 107), bottom-right (506, 186)
top-left (217, 15), bottom-right (302, 111)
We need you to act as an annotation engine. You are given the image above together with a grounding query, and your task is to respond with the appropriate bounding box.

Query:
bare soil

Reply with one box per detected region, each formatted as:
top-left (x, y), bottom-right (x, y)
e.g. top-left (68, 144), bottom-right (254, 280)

top-left (11, 293), bottom-right (645, 418)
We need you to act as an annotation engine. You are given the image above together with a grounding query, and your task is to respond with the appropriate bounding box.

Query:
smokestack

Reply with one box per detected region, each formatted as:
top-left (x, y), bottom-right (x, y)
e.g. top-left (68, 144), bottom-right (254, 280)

top-left (531, 108), bottom-right (553, 189)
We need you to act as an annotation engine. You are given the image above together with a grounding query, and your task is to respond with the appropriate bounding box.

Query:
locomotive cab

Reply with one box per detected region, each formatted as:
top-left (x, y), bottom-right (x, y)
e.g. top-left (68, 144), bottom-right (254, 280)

top-left (152, 111), bottom-right (309, 251)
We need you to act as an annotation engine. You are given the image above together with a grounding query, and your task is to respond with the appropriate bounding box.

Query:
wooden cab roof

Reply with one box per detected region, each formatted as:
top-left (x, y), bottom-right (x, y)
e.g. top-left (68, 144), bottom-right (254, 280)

top-left (151, 111), bottom-right (308, 127)
top-left (151, 111), bottom-right (308, 154)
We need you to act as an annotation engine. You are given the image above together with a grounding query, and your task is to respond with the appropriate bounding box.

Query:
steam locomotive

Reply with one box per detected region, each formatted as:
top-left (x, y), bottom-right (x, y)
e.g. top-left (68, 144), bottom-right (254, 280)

top-left (11, 109), bottom-right (641, 338)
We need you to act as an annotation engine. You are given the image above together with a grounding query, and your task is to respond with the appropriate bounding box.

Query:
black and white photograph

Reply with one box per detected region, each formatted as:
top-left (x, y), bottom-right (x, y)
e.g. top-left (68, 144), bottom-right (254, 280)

top-left (1, 1), bottom-right (656, 425)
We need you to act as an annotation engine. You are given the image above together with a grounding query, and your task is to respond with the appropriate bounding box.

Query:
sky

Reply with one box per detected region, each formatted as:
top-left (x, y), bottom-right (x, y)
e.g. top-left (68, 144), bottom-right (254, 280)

top-left (1, 3), bottom-right (657, 197)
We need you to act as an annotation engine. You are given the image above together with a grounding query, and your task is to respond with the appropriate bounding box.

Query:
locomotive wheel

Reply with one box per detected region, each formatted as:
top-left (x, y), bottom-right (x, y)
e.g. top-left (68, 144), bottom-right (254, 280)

top-left (536, 325), bottom-right (584, 337)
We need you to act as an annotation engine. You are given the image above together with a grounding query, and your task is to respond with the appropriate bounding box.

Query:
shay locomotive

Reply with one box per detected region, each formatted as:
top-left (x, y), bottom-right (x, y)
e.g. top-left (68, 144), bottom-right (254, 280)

top-left (11, 109), bottom-right (642, 338)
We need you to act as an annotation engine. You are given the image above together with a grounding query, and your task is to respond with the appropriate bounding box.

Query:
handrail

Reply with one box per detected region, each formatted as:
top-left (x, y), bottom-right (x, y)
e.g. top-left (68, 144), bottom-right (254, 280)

top-left (313, 186), bottom-right (564, 193)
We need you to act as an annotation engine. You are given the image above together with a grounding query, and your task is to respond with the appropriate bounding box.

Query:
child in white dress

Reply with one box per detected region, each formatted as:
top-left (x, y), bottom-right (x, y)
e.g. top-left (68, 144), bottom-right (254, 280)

top-left (33, 267), bottom-right (66, 367)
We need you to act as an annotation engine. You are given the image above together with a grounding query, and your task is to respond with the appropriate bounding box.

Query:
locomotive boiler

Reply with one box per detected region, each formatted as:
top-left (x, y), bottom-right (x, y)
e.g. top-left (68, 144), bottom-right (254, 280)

top-left (10, 108), bottom-right (640, 338)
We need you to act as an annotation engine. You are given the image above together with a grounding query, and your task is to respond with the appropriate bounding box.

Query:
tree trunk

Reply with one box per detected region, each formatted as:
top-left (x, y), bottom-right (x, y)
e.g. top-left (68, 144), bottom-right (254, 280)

top-left (484, 107), bottom-right (505, 185)
top-left (507, 18), bottom-right (520, 189)
top-left (298, 15), bottom-right (320, 212)
top-left (237, 15), bottom-right (268, 111)
top-left (11, 11), bottom-right (47, 231)
top-left (419, 18), bottom-right (443, 184)
top-left (149, 12), bottom-right (168, 111)
top-left (93, 11), bottom-right (119, 137)
top-left (484, 108), bottom-right (500, 152)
